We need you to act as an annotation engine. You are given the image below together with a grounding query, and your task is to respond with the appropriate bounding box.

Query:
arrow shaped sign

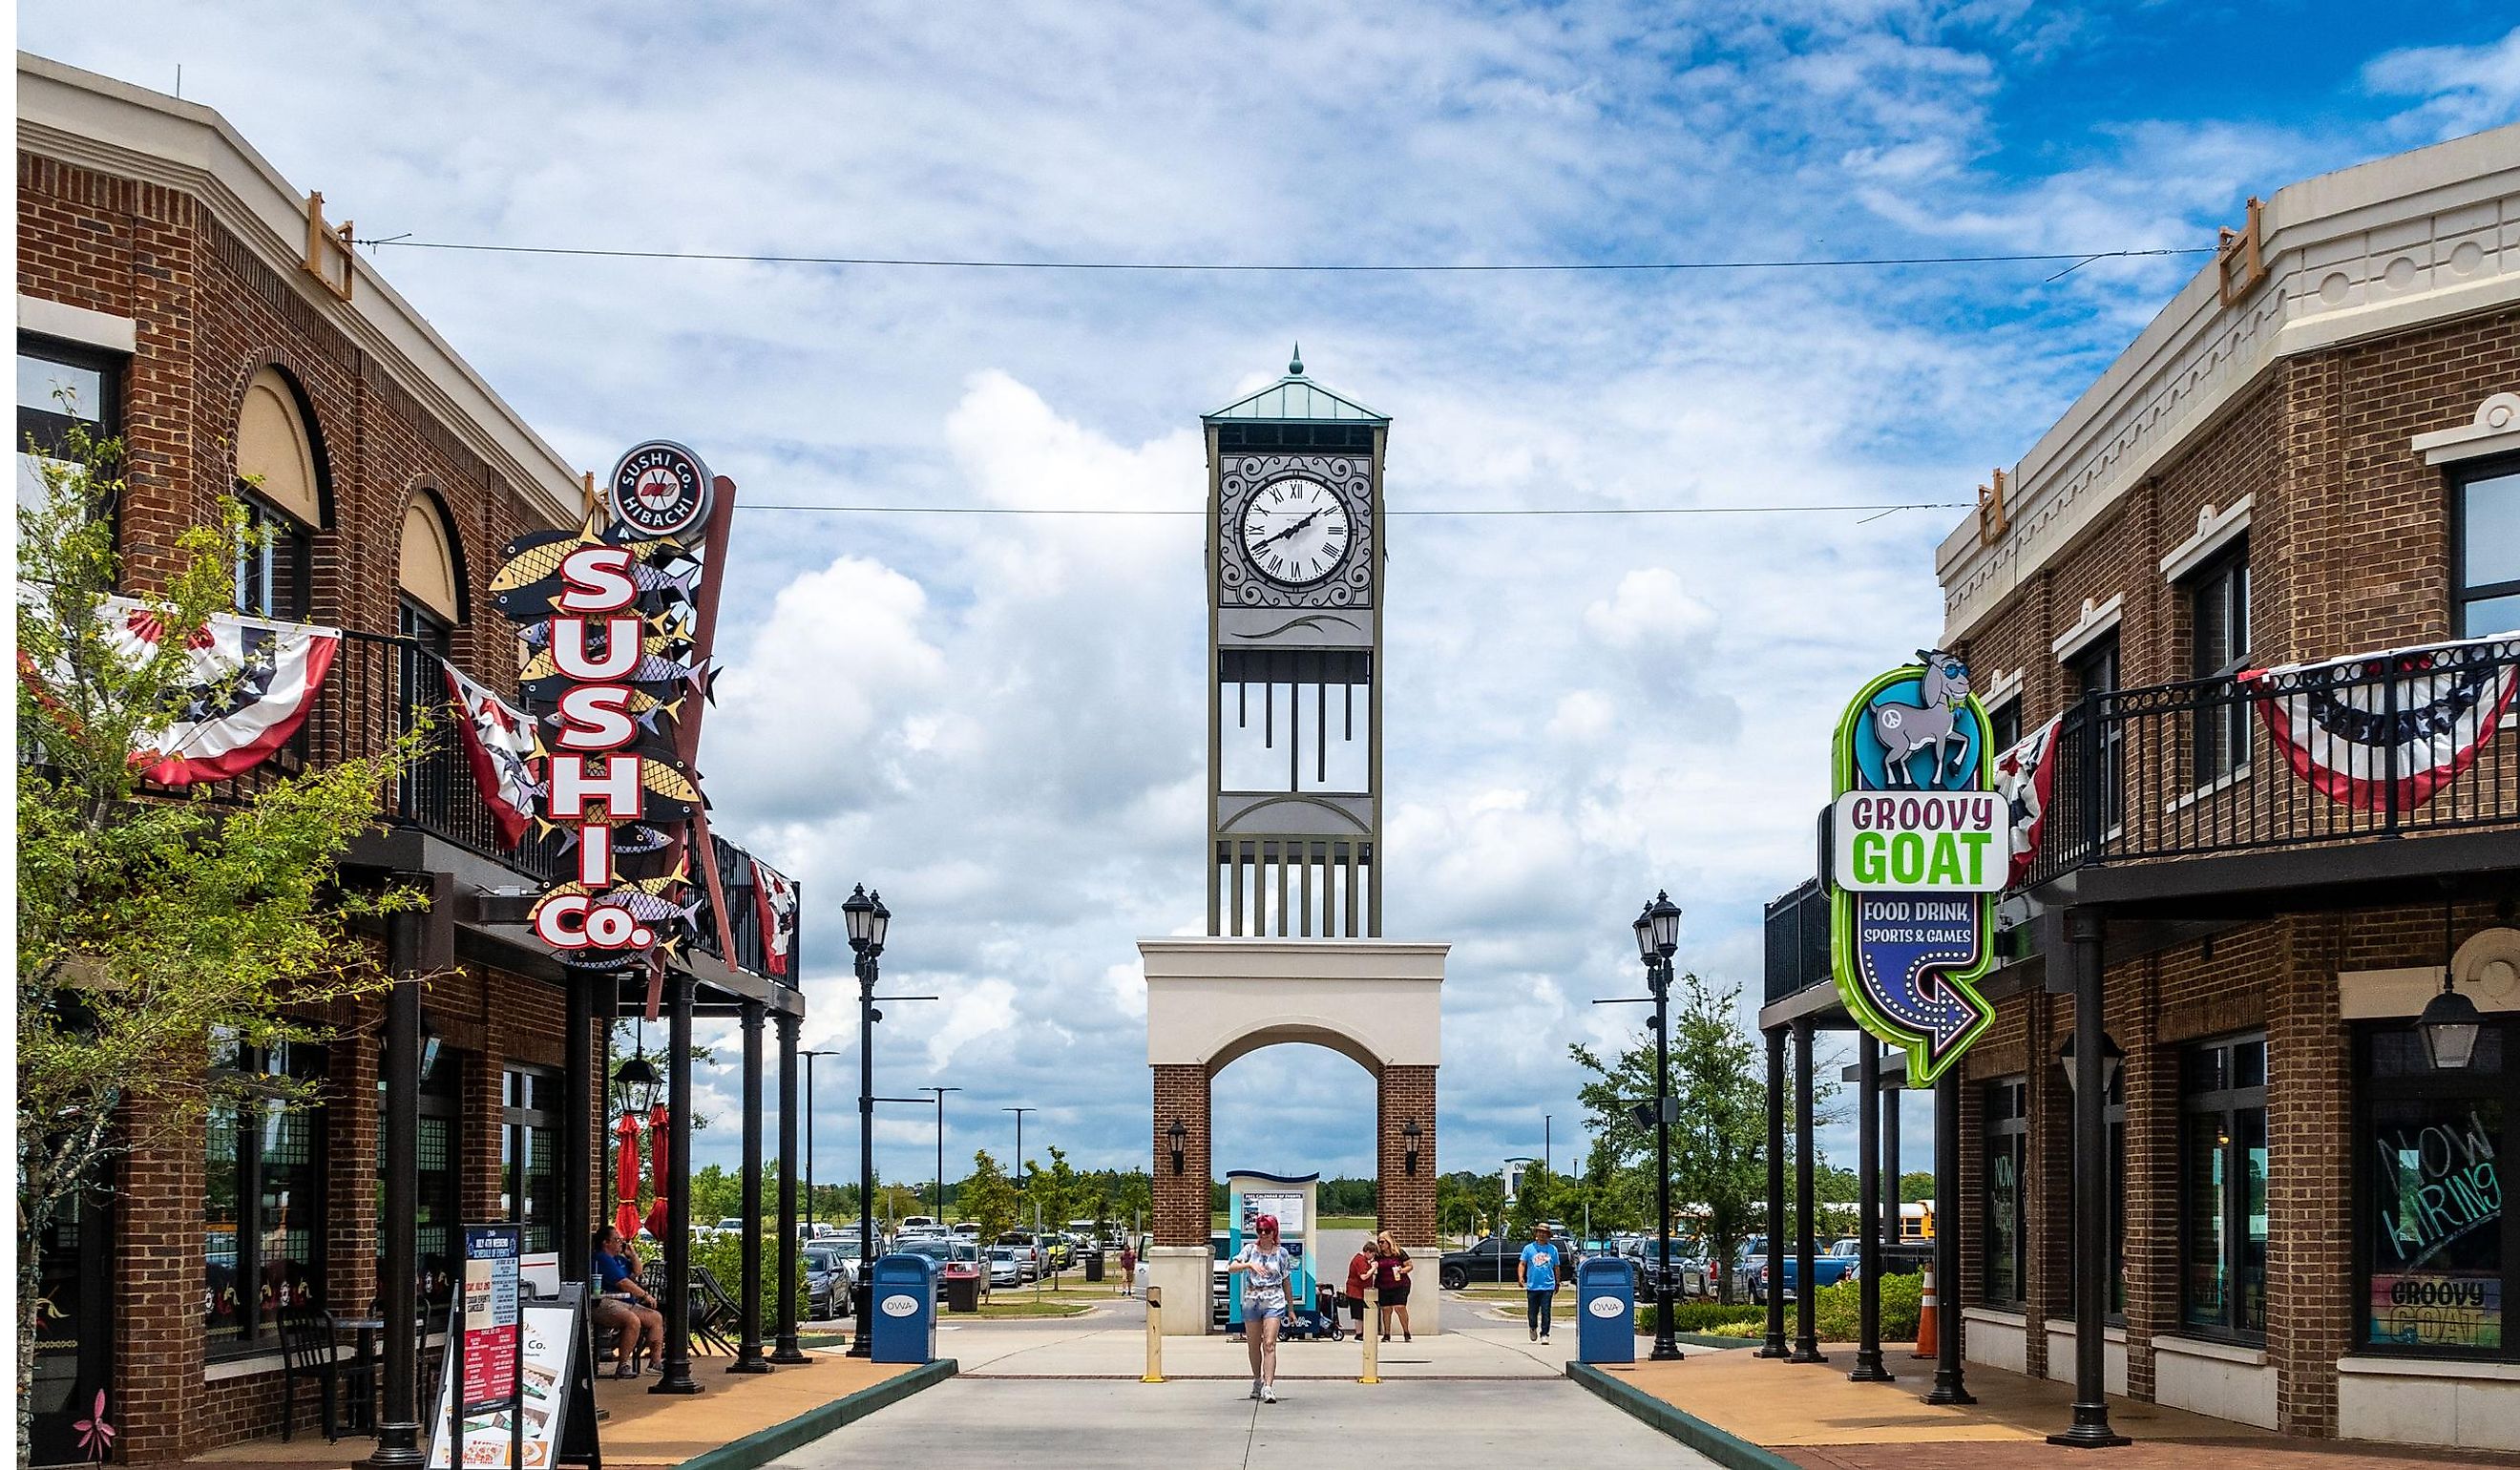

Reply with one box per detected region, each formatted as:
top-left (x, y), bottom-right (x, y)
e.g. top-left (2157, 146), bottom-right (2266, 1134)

top-left (1826, 655), bottom-right (1999, 1086)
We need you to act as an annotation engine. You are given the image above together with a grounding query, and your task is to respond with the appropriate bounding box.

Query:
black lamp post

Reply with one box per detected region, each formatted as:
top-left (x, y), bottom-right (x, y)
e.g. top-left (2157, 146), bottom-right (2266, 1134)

top-left (843, 884), bottom-right (890, 1355)
top-left (1638, 891), bottom-right (1684, 1363)
top-left (799, 1048), bottom-right (843, 1238)
top-left (922, 1085), bottom-right (963, 1224)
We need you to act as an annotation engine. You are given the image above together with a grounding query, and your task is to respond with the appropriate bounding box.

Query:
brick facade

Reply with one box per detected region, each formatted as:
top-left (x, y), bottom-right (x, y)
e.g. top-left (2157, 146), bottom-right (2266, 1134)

top-left (1151, 1064), bottom-right (1211, 1247)
top-left (1375, 1064), bottom-right (1437, 1245)
top-left (1940, 258), bottom-right (2520, 1436)
top-left (21, 92), bottom-right (599, 1464)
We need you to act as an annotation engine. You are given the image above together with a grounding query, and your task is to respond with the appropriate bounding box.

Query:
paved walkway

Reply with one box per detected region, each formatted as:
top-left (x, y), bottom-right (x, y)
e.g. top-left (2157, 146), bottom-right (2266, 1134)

top-left (1602, 1341), bottom-right (2520, 1468)
top-left (779, 1376), bottom-right (1719, 1470)
top-left (942, 1302), bottom-right (1565, 1379)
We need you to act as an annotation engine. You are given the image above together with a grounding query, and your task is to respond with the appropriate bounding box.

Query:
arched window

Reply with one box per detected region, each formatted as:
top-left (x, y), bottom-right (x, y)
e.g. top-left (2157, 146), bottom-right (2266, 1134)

top-left (233, 368), bottom-right (324, 619)
top-left (397, 494), bottom-right (464, 634)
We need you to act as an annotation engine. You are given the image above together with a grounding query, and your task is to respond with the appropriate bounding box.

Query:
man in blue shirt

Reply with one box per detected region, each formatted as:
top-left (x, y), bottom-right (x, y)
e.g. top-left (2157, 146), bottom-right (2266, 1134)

top-left (1519, 1223), bottom-right (1563, 1344)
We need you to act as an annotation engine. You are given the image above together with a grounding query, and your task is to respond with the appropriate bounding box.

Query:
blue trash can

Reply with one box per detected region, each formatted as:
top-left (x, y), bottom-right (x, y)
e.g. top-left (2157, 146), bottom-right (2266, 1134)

top-left (1577, 1255), bottom-right (1638, 1364)
top-left (868, 1252), bottom-right (938, 1363)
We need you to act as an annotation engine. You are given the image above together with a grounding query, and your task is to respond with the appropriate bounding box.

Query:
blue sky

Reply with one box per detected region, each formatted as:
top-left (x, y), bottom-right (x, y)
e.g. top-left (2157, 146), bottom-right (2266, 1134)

top-left (29, 2), bottom-right (2520, 1192)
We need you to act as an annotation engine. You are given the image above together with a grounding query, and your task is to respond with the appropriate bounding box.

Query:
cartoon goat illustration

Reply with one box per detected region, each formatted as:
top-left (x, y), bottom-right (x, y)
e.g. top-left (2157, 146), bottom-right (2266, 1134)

top-left (1873, 648), bottom-right (1972, 788)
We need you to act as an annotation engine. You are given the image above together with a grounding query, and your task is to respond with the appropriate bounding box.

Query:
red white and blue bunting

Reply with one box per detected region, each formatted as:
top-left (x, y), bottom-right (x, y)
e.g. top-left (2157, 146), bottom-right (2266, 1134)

top-left (2242, 634), bottom-right (2519, 811)
top-left (444, 664), bottom-right (539, 849)
top-left (751, 855), bottom-right (797, 976)
top-left (1991, 714), bottom-right (2061, 888)
top-left (102, 599), bottom-right (342, 787)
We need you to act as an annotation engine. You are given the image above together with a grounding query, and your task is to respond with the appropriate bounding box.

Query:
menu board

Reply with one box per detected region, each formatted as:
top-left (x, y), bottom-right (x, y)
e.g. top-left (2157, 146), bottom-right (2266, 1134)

top-left (430, 1246), bottom-right (598, 1469)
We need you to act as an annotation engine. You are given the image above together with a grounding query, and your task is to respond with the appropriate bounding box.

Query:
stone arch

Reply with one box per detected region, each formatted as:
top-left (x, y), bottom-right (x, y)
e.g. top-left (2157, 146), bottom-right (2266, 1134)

top-left (1141, 936), bottom-right (1445, 1334)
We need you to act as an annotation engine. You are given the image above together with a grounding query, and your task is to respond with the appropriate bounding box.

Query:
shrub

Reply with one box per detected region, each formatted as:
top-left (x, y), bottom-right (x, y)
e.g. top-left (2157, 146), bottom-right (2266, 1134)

top-left (1633, 1301), bottom-right (1764, 1334)
top-left (1812, 1270), bottom-right (1922, 1342)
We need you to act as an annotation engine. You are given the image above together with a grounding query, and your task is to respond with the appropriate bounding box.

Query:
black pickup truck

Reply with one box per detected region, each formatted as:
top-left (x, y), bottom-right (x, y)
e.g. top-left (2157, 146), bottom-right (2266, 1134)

top-left (1439, 1235), bottom-right (1566, 1290)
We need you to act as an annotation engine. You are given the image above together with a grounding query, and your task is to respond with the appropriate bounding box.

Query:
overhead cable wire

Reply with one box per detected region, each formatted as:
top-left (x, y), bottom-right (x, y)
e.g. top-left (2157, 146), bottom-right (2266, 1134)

top-left (735, 500), bottom-right (1970, 516)
top-left (355, 237), bottom-right (2212, 274)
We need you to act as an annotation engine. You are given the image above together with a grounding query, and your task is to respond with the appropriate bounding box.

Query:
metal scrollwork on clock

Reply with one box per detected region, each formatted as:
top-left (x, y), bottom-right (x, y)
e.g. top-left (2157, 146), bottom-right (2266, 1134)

top-left (1217, 453), bottom-right (1376, 608)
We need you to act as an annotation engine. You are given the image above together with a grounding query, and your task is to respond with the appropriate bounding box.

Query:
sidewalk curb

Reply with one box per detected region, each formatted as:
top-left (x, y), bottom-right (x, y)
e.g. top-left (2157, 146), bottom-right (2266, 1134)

top-left (677, 1358), bottom-right (956, 1470)
top-left (1564, 1361), bottom-right (1801, 1470)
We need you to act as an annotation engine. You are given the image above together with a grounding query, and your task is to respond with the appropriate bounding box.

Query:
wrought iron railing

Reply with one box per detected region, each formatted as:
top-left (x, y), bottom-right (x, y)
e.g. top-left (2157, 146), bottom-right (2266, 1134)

top-left (1762, 878), bottom-right (1830, 1008)
top-left (2026, 633), bottom-right (2519, 885)
top-left (141, 627), bottom-right (793, 985)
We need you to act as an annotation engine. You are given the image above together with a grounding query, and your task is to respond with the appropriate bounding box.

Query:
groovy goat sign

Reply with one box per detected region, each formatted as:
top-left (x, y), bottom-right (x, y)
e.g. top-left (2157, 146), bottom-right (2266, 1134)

top-left (1828, 650), bottom-right (1999, 1086)
top-left (493, 442), bottom-right (717, 976)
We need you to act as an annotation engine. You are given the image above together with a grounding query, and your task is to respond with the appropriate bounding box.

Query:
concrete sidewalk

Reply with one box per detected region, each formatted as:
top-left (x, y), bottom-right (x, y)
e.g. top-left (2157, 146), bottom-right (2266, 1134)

top-left (783, 1376), bottom-right (1721, 1470)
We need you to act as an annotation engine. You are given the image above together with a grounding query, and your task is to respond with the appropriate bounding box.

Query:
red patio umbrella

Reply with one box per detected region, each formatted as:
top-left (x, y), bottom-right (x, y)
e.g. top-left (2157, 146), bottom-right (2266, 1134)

top-left (613, 1114), bottom-right (642, 1241)
top-left (643, 1102), bottom-right (672, 1241)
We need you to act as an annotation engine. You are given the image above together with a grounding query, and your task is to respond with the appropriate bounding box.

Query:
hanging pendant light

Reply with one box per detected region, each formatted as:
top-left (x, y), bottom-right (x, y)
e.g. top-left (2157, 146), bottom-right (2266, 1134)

top-left (2420, 899), bottom-right (2482, 1071)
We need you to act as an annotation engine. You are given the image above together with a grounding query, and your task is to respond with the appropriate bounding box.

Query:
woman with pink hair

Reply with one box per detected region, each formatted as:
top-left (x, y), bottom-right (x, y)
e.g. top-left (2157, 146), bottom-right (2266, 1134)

top-left (1226, 1214), bottom-right (1293, 1402)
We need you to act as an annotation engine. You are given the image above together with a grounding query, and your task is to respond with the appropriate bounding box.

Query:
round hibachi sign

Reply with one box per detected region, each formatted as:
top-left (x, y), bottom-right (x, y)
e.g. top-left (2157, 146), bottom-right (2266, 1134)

top-left (880, 1293), bottom-right (918, 1318)
top-left (608, 440), bottom-right (714, 538)
top-left (1586, 1295), bottom-right (1625, 1318)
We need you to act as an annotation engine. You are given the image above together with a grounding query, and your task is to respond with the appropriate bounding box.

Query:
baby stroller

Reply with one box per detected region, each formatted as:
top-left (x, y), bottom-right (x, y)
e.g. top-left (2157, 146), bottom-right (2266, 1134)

top-left (1285, 1282), bottom-right (1345, 1342)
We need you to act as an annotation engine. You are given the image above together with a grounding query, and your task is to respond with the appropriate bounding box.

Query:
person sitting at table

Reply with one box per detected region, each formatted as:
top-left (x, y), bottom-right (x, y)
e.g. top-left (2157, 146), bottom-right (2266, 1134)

top-left (592, 1227), bottom-right (665, 1377)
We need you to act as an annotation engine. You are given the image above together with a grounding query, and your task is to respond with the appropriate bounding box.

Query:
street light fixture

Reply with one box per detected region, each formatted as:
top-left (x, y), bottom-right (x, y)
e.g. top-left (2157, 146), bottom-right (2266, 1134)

top-left (845, 885), bottom-right (889, 1357)
top-left (1003, 1105), bottom-right (1036, 1186)
top-left (2423, 902), bottom-right (2482, 1070)
top-left (1641, 892), bottom-right (1684, 1362)
top-left (612, 1051), bottom-right (663, 1115)
top-left (799, 1048), bottom-right (844, 1238)
top-left (2057, 1031), bottom-right (2126, 1094)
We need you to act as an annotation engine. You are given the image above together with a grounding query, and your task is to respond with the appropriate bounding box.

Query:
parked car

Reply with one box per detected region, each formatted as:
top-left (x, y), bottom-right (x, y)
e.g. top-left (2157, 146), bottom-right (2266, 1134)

top-left (803, 1245), bottom-right (853, 1318)
top-left (900, 1216), bottom-right (940, 1233)
top-left (1627, 1239), bottom-right (1710, 1298)
top-left (1744, 1237), bottom-right (1862, 1302)
top-left (1439, 1233), bottom-right (1564, 1290)
top-left (985, 1246), bottom-right (1025, 1289)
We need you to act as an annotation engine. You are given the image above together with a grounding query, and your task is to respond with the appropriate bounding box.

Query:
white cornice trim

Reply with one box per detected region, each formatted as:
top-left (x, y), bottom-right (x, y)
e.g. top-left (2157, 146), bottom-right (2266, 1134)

top-left (2159, 495), bottom-right (2254, 582)
top-left (18, 293), bottom-right (137, 353)
top-left (2412, 391), bottom-right (2520, 466)
top-left (16, 53), bottom-right (581, 528)
top-left (2051, 594), bottom-right (2124, 662)
top-left (1938, 118), bottom-right (2520, 644)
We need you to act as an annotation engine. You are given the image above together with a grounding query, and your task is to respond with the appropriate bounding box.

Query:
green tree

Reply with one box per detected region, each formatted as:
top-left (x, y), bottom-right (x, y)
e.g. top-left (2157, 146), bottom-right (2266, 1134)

top-left (961, 1151), bottom-right (1019, 1298)
top-left (1572, 972), bottom-right (1787, 1299)
top-left (1110, 1170), bottom-right (1153, 1240)
top-left (16, 423), bottom-right (418, 1463)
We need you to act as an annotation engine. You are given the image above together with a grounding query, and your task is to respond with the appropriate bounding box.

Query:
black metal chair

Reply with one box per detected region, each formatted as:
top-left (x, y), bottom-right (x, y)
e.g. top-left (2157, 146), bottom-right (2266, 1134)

top-left (688, 1266), bottom-right (743, 1358)
top-left (278, 1307), bottom-right (368, 1442)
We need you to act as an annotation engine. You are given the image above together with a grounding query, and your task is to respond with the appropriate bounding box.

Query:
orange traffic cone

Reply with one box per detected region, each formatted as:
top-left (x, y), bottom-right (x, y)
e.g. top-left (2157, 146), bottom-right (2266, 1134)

top-left (1913, 1264), bottom-right (1938, 1359)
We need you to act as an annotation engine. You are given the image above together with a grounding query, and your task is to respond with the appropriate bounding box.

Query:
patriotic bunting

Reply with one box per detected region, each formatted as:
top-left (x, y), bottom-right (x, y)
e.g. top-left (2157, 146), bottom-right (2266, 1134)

top-left (91, 599), bottom-right (343, 787)
top-left (2242, 634), bottom-right (2519, 811)
top-left (444, 665), bottom-right (539, 849)
top-left (751, 855), bottom-right (798, 976)
top-left (1991, 714), bottom-right (2061, 888)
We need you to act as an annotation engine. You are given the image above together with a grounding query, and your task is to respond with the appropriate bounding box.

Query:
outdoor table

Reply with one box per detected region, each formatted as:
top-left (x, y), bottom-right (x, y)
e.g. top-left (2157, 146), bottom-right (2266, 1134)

top-left (337, 1317), bottom-right (386, 1434)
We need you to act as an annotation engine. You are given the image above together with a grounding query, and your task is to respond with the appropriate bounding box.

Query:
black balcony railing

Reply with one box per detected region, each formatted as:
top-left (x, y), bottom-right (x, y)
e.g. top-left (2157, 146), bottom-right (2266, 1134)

top-left (1762, 878), bottom-right (1830, 1008)
top-left (2026, 634), bottom-right (2520, 887)
top-left (141, 626), bottom-right (794, 986)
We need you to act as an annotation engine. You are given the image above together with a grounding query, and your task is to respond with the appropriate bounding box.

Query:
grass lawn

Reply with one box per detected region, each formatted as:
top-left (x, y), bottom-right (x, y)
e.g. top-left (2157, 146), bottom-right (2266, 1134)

top-left (955, 1298), bottom-right (1096, 1318)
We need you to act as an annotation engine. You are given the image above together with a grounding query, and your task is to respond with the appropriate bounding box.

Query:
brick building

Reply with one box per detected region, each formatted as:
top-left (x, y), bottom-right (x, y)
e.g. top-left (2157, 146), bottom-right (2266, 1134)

top-left (19, 53), bottom-right (808, 1465)
top-left (1759, 122), bottom-right (2520, 1453)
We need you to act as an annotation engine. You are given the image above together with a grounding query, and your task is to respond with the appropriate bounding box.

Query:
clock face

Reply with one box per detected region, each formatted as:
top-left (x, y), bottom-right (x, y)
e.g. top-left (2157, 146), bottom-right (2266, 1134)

top-left (1239, 475), bottom-right (1354, 587)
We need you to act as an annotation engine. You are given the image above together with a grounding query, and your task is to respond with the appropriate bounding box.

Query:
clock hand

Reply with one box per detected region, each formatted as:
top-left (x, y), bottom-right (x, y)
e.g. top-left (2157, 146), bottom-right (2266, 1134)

top-left (1252, 509), bottom-right (1323, 552)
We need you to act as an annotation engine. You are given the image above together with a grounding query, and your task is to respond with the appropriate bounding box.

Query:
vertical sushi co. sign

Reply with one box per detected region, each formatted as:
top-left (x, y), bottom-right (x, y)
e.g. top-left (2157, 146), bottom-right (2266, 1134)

top-left (494, 441), bottom-right (718, 976)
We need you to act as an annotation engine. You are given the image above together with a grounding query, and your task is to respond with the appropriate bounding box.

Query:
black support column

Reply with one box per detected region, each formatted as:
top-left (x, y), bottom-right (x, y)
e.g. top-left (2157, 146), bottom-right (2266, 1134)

top-left (2049, 908), bottom-right (2128, 1447)
top-left (1757, 1026), bottom-right (1788, 1357)
top-left (654, 973), bottom-right (703, 1395)
top-left (562, 975), bottom-right (594, 1286)
top-left (361, 899), bottom-right (429, 1470)
top-left (730, 998), bottom-right (772, 1373)
top-left (1883, 1071), bottom-right (1901, 1265)
top-left (1926, 1065), bottom-right (1974, 1405)
top-left (1849, 1032), bottom-right (1892, 1381)
top-left (1790, 1018), bottom-right (1826, 1363)
top-left (771, 1010), bottom-right (808, 1364)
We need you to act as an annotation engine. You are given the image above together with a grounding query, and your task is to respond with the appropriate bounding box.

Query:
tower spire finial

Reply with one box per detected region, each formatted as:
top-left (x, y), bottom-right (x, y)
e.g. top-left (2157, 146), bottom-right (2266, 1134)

top-left (1289, 342), bottom-right (1304, 377)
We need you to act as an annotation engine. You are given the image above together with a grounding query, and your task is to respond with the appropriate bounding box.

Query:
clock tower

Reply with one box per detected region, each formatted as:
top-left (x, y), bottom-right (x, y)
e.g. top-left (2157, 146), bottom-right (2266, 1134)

top-left (1202, 346), bottom-right (1389, 937)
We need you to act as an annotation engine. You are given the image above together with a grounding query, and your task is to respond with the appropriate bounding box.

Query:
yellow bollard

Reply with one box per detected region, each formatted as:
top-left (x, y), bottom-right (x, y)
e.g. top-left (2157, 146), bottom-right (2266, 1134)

top-left (1358, 1287), bottom-right (1379, 1384)
top-left (1143, 1285), bottom-right (1166, 1383)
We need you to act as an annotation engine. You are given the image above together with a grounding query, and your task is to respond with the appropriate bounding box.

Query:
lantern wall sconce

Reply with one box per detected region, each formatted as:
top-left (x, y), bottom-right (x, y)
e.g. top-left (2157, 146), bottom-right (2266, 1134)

top-left (1167, 1117), bottom-right (1187, 1176)
top-left (1402, 1117), bottom-right (1422, 1176)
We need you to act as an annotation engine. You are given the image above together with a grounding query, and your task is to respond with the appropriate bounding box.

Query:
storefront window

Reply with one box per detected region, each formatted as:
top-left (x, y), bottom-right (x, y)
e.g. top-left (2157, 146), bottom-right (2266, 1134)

top-left (1983, 1077), bottom-right (2028, 1306)
top-left (2181, 1034), bottom-right (2267, 1340)
top-left (502, 1068), bottom-right (561, 1254)
top-left (203, 1039), bottom-right (328, 1355)
top-left (380, 1042), bottom-right (464, 1321)
top-left (2361, 1022), bottom-right (2509, 1356)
